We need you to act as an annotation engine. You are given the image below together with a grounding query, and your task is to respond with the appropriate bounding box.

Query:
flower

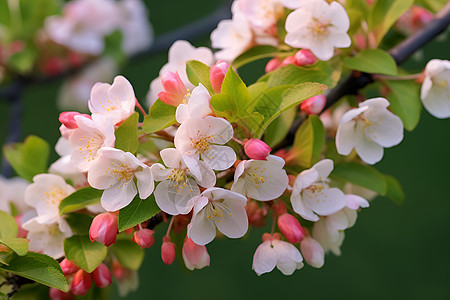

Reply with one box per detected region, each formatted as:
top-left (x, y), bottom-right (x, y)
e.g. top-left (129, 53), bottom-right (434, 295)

top-left (300, 94), bottom-right (326, 115)
top-left (299, 236), bottom-right (324, 268)
top-left (252, 233), bottom-right (303, 276)
top-left (231, 155), bottom-right (288, 201)
top-left (182, 237), bottom-right (210, 271)
top-left (87, 147), bottom-right (154, 211)
top-left (420, 59), bottom-right (450, 119)
top-left (71, 269), bottom-right (92, 296)
top-left (92, 263), bottom-right (112, 288)
top-left (174, 116), bottom-right (236, 171)
top-left (88, 75), bottom-right (136, 125)
top-left (277, 213), bottom-right (304, 243)
top-left (0, 176), bottom-right (29, 214)
top-left (158, 71), bottom-right (190, 107)
top-left (243, 139), bottom-right (271, 160)
top-left (161, 236), bottom-right (176, 265)
top-left (335, 97), bottom-right (404, 164)
top-left (232, 0), bottom-right (284, 34)
top-left (175, 84), bottom-right (213, 123)
top-left (209, 61), bottom-right (230, 94)
top-left (290, 159), bottom-right (347, 222)
top-left (188, 187), bottom-right (248, 245)
top-left (89, 212), bottom-right (118, 247)
top-left (284, 0), bottom-right (351, 61)
top-left (132, 229), bottom-right (155, 249)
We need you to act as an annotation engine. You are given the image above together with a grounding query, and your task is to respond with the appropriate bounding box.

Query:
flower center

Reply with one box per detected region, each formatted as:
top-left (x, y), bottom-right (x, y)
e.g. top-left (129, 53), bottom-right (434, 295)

top-left (191, 134), bottom-right (213, 154)
top-left (308, 18), bottom-right (330, 38)
top-left (206, 201), bottom-right (233, 223)
top-left (44, 185), bottom-right (67, 206)
top-left (112, 164), bottom-right (135, 182)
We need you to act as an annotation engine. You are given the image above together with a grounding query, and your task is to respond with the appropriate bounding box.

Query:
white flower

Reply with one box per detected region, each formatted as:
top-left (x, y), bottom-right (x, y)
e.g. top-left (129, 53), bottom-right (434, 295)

top-left (290, 159), bottom-right (347, 222)
top-left (336, 97), bottom-right (404, 165)
top-left (188, 187), bottom-right (248, 245)
top-left (174, 116), bottom-right (236, 171)
top-left (146, 40), bottom-right (214, 106)
top-left (210, 12), bottom-right (253, 63)
top-left (87, 147), bottom-right (154, 212)
top-left (175, 84), bottom-right (212, 123)
top-left (232, 0), bottom-right (284, 34)
top-left (0, 176), bottom-right (29, 214)
top-left (151, 148), bottom-right (215, 216)
top-left (69, 115), bottom-right (115, 172)
top-left (420, 59), bottom-right (450, 119)
top-left (231, 155), bottom-right (288, 201)
top-left (299, 236), bottom-right (325, 268)
top-left (23, 217), bottom-right (72, 259)
top-left (88, 75), bottom-right (136, 125)
top-left (252, 233), bottom-right (303, 276)
top-left (25, 174), bottom-right (75, 224)
top-left (284, 0), bottom-right (351, 61)
top-left (279, 0), bottom-right (303, 9)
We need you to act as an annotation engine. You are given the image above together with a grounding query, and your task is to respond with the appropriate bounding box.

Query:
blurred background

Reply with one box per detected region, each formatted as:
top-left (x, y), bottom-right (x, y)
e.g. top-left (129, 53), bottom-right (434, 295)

top-left (0, 0), bottom-right (449, 299)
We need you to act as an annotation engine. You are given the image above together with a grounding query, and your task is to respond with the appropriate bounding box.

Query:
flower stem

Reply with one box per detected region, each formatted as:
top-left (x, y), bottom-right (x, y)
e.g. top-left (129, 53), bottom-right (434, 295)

top-left (135, 99), bottom-right (147, 116)
top-left (165, 216), bottom-right (175, 237)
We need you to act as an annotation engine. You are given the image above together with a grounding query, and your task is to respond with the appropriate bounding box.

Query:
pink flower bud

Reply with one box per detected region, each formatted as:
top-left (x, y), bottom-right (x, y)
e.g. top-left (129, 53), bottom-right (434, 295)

top-left (210, 60), bottom-right (229, 94)
top-left (14, 214), bottom-right (28, 238)
top-left (161, 236), bottom-right (176, 265)
top-left (49, 288), bottom-right (75, 300)
top-left (277, 213), bottom-right (304, 243)
top-left (89, 212), bottom-right (118, 247)
top-left (60, 258), bottom-right (79, 275)
top-left (112, 260), bottom-right (126, 280)
top-left (281, 56), bottom-right (296, 67)
top-left (70, 269), bottom-right (92, 296)
top-left (92, 263), bottom-right (112, 288)
top-left (158, 71), bottom-right (189, 107)
top-left (294, 49), bottom-right (317, 66)
top-left (59, 112), bottom-right (90, 129)
top-left (182, 237), bottom-right (210, 271)
top-left (272, 202), bottom-right (287, 216)
top-left (300, 237), bottom-right (324, 268)
top-left (300, 95), bottom-right (326, 115)
top-left (132, 228), bottom-right (155, 249)
top-left (244, 139), bottom-right (271, 160)
top-left (265, 57), bottom-right (282, 73)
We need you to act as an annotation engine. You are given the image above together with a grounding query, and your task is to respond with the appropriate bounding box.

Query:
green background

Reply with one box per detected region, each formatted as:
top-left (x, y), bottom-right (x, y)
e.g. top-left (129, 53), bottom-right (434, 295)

top-left (1, 0), bottom-right (450, 299)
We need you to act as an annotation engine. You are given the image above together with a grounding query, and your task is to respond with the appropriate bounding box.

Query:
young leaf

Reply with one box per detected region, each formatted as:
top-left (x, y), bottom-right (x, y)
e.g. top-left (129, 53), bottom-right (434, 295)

top-left (110, 239), bottom-right (144, 270)
top-left (384, 174), bottom-right (405, 205)
top-left (3, 135), bottom-right (50, 182)
top-left (342, 49), bottom-right (397, 76)
top-left (232, 45), bottom-right (280, 69)
top-left (64, 235), bottom-right (107, 273)
top-left (210, 94), bottom-right (237, 122)
top-left (220, 67), bottom-right (251, 117)
top-left (142, 99), bottom-right (177, 133)
top-left (0, 252), bottom-right (14, 266)
top-left (385, 80), bottom-right (421, 131)
top-left (0, 238), bottom-right (28, 256)
top-left (186, 60), bottom-right (213, 93)
top-left (114, 112), bottom-right (139, 154)
top-left (65, 213), bottom-right (94, 235)
top-left (118, 195), bottom-right (160, 232)
top-left (292, 115), bottom-right (325, 168)
top-left (0, 211), bottom-right (18, 239)
top-left (331, 162), bottom-right (387, 196)
top-left (59, 187), bottom-right (103, 215)
top-left (264, 107), bottom-right (297, 147)
top-left (0, 252), bottom-right (68, 292)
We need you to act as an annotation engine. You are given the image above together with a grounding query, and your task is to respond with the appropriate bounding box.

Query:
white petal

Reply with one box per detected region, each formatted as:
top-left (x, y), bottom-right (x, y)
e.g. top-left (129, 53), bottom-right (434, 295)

top-left (354, 126), bottom-right (384, 164)
top-left (101, 181), bottom-right (137, 211)
top-left (303, 187), bottom-right (347, 216)
top-left (336, 118), bottom-right (356, 156)
top-left (194, 161), bottom-right (216, 188)
top-left (366, 110), bottom-right (404, 147)
top-left (312, 159), bottom-right (334, 180)
top-left (135, 166), bottom-right (154, 199)
top-left (300, 237), bottom-right (324, 268)
top-left (290, 193), bottom-right (319, 222)
top-left (213, 199), bottom-right (248, 239)
top-left (202, 145), bottom-right (236, 171)
top-left (273, 240), bottom-right (303, 275)
top-left (188, 206), bottom-right (216, 245)
top-left (252, 241), bottom-right (277, 276)
top-left (204, 116), bottom-right (234, 144)
top-left (160, 148), bottom-right (182, 169)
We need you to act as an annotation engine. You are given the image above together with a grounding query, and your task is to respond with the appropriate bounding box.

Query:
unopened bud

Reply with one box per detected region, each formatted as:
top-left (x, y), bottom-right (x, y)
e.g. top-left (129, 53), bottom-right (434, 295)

top-left (158, 71), bottom-right (189, 107)
top-left (300, 237), bottom-right (324, 268)
top-left (60, 258), bottom-right (79, 275)
top-left (244, 139), bottom-right (271, 160)
top-left (161, 236), bottom-right (176, 265)
top-left (49, 288), bottom-right (75, 300)
top-left (272, 201), bottom-right (287, 216)
top-left (132, 228), bottom-right (155, 249)
top-left (182, 237), bottom-right (210, 271)
top-left (92, 263), bottom-right (112, 288)
top-left (70, 269), bottom-right (92, 296)
top-left (277, 213), bottom-right (304, 243)
top-left (300, 95), bottom-right (326, 115)
top-left (265, 57), bottom-right (282, 73)
top-left (281, 56), bottom-right (296, 67)
top-left (89, 212), bottom-right (118, 247)
top-left (294, 49), bottom-right (317, 66)
top-left (59, 112), bottom-right (90, 129)
top-left (210, 60), bottom-right (229, 93)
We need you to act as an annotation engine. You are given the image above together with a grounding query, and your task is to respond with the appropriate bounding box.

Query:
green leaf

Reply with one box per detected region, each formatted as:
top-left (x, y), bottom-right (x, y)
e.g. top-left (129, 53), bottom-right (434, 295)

top-left (0, 211), bottom-right (18, 239)
top-left (0, 252), bottom-right (13, 266)
top-left (210, 94), bottom-right (237, 122)
top-left (8, 47), bottom-right (38, 73)
top-left (65, 213), bottom-right (94, 235)
top-left (232, 45), bottom-right (280, 69)
top-left (385, 80), bottom-right (421, 131)
top-left (0, 292), bottom-right (5, 300)
top-left (0, 252), bottom-right (68, 292)
top-left (220, 67), bottom-right (250, 117)
top-left (292, 115), bottom-right (325, 168)
top-left (110, 239), bottom-right (144, 270)
top-left (114, 112), bottom-right (139, 154)
top-left (384, 174), bottom-right (405, 204)
top-left (59, 187), bottom-right (102, 215)
top-left (9, 283), bottom-right (49, 300)
top-left (331, 162), bottom-right (387, 195)
top-left (64, 235), bottom-right (107, 273)
top-left (104, 30), bottom-right (126, 65)
top-left (342, 49), bottom-right (397, 75)
top-left (346, 0), bottom-right (370, 19)
top-left (3, 135), bottom-right (50, 182)
top-left (264, 107), bottom-right (297, 148)
top-left (186, 60), bottom-right (213, 93)
top-left (369, 0), bottom-right (414, 44)
top-left (142, 99), bottom-right (177, 133)
top-left (118, 195), bottom-right (160, 232)
top-left (0, 238), bottom-right (28, 256)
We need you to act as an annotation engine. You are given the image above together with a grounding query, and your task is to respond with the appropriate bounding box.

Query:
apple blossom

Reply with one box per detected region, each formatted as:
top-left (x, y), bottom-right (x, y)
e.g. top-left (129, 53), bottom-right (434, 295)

top-left (188, 187), bottom-right (248, 245)
top-left (420, 59), bottom-right (450, 119)
top-left (285, 0), bottom-right (351, 61)
top-left (277, 213), bottom-right (304, 243)
top-left (151, 148), bottom-right (215, 216)
top-left (92, 263), bottom-right (113, 288)
top-left (175, 84), bottom-right (213, 123)
top-left (210, 60), bottom-right (230, 93)
top-left (133, 229), bottom-right (155, 249)
top-left (71, 269), bottom-right (92, 296)
top-left (300, 94), bottom-right (326, 115)
top-left (290, 159), bottom-right (347, 222)
top-left (231, 155), bottom-right (289, 201)
top-left (265, 57), bottom-right (282, 72)
top-left (294, 49), bottom-right (317, 66)
top-left (161, 236), bottom-right (176, 265)
top-left (88, 75), bottom-right (136, 125)
top-left (88, 147), bottom-right (154, 211)
top-left (300, 236), bottom-right (325, 268)
top-left (59, 112), bottom-right (91, 129)
top-left (175, 116), bottom-right (236, 171)
top-left (89, 212), bottom-right (118, 247)
top-left (158, 71), bottom-right (190, 107)
top-left (252, 233), bottom-right (303, 276)
top-left (232, 0), bottom-right (284, 35)
top-left (60, 258), bottom-right (79, 275)
top-left (0, 176), bottom-right (29, 214)
top-left (336, 98), bottom-right (404, 164)
top-left (244, 138), bottom-right (271, 160)
top-left (182, 237), bottom-right (210, 271)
